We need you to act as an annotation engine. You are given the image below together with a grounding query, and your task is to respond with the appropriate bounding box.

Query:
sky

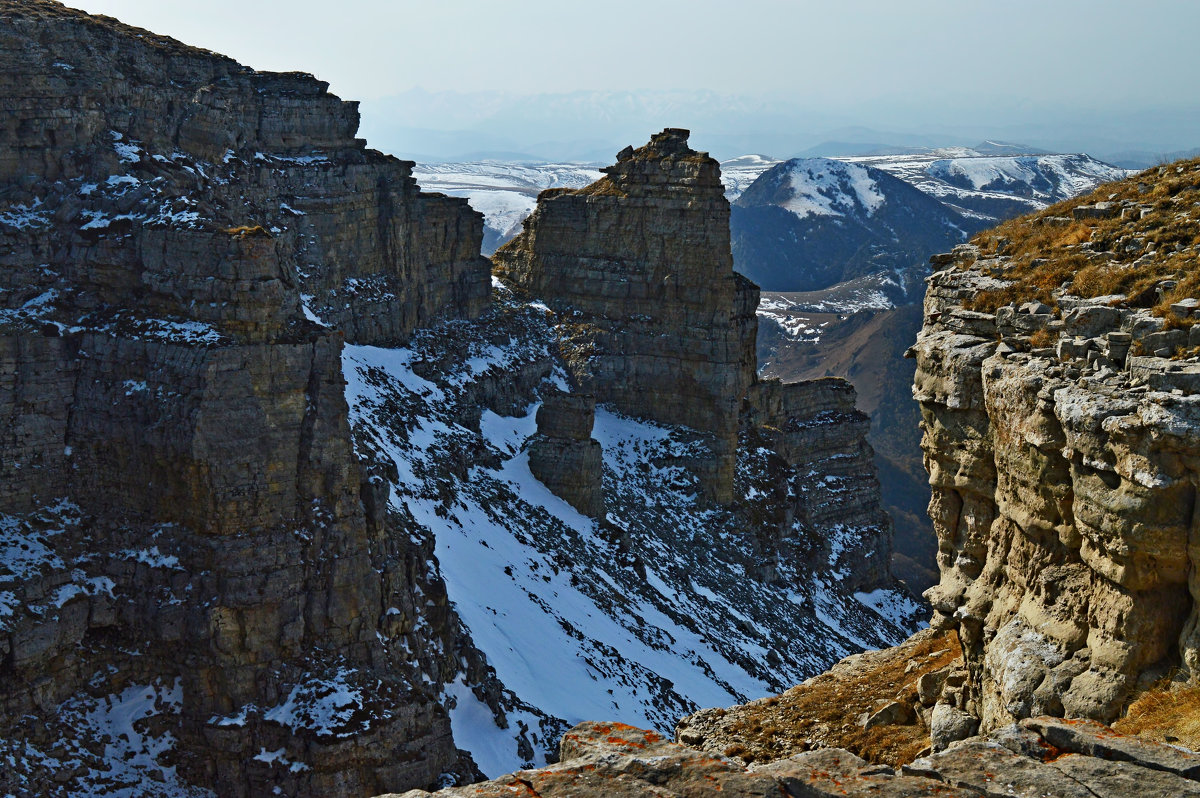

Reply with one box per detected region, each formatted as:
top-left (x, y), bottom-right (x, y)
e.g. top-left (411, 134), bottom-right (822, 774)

top-left (67, 1), bottom-right (1200, 162)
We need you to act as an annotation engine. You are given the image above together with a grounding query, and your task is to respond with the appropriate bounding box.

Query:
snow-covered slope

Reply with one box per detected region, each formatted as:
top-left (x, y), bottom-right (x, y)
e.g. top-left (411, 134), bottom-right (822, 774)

top-left (774, 159), bottom-right (886, 218)
top-left (719, 154), bottom-right (782, 200)
top-left (342, 283), bottom-right (923, 777)
top-left (843, 150), bottom-right (1130, 221)
top-left (413, 162), bottom-right (603, 253)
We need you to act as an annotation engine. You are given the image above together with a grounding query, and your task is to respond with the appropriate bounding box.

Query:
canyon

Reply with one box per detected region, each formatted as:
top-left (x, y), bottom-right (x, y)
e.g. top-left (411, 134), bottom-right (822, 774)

top-left (0, 3), bottom-right (914, 795)
top-left (2, 2), bottom-right (1198, 798)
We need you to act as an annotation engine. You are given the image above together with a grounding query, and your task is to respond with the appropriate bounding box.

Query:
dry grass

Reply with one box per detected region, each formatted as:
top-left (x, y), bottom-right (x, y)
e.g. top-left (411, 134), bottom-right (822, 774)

top-left (221, 224), bottom-right (269, 238)
top-left (965, 157), bottom-right (1200, 315)
top-left (572, 177), bottom-right (626, 198)
top-left (1113, 682), bottom-right (1200, 751)
top-left (706, 630), bottom-right (962, 767)
top-left (1028, 328), bottom-right (1056, 349)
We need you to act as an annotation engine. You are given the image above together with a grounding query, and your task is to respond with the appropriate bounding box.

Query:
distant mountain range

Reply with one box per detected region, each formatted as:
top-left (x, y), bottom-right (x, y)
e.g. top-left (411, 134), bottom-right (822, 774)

top-left (729, 158), bottom-right (970, 296)
top-left (726, 147), bottom-right (1129, 302)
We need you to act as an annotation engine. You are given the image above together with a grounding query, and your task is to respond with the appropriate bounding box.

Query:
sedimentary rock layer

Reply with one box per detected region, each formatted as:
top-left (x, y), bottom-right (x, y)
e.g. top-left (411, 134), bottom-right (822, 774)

top-left (0, 2), bottom-right (491, 795)
top-left (912, 161), bottom-right (1200, 736)
top-left (494, 129), bottom-right (758, 502)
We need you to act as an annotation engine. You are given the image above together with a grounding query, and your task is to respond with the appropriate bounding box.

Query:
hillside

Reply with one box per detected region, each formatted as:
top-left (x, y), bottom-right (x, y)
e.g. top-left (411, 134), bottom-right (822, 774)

top-left (0, 7), bottom-right (921, 793)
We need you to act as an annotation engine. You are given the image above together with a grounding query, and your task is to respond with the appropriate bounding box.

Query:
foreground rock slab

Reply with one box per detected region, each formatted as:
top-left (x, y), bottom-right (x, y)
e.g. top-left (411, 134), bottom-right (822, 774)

top-left (390, 715), bottom-right (1200, 798)
top-left (386, 722), bottom-right (977, 798)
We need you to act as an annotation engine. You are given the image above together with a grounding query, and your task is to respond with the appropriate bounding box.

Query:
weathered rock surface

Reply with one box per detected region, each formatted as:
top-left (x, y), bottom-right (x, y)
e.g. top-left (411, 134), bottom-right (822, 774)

top-left (912, 163), bottom-right (1200, 734)
top-left (0, 2), bottom-right (492, 795)
top-left (528, 389), bottom-right (604, 516)
top-left (388, 715), bottom-right (1200, 798)
top-left (391, 721), bottom-right (978, 798)
top-left (494, 129), bottom-right (758, 502)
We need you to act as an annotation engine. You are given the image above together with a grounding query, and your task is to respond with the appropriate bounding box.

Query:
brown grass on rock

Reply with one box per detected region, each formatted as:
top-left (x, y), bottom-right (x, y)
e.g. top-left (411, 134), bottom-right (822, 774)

top-left (679, 628), bottom-right (961, 768)
top-left (964, 157), bottom-right (1200, 315)
top-left (1113, 681), bottom-right (1200, 751)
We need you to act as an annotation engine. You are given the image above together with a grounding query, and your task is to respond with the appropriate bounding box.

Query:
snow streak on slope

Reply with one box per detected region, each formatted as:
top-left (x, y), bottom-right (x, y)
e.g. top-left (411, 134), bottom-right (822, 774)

top-left (342, 286), bottom-right (921, 777)
top-left (780, 159), bottom-right (885, 219)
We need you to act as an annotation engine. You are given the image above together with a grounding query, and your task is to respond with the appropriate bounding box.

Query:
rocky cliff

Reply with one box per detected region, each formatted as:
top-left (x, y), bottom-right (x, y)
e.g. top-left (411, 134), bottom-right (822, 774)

top-left (912, 159), bottom-right (1200, 741)
top-left (493, 129), bottom-right (758, 502)
top-left (1, 4), bottom-right (921, 795)
top-left (0, 2), bottom-right (491, 795)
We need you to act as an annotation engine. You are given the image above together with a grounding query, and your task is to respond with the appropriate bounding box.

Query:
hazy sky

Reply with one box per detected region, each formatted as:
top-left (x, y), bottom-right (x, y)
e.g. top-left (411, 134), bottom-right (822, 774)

top-left (67, 1), bottom-right (1199, 105)
top-left (66, 1), bottom-right (1200, 161)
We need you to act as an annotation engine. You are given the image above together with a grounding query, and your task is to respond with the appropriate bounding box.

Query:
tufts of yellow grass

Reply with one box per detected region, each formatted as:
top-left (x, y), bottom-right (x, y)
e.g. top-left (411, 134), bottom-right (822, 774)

top-left (964, 157), bottom-right (1200, 319)
top-left (1113, 683), bottom-right (1200, 751)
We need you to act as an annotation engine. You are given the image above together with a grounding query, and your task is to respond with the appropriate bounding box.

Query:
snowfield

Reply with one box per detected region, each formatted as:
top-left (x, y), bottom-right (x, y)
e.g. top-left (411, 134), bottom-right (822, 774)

top-left (342, 284), bottom-right (923, 776)
top-left (780, 158), bottom-right (886, 219)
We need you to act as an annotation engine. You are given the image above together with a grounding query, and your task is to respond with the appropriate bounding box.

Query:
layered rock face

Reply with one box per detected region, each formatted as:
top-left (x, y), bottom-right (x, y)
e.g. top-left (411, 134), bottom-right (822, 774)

top-left (494, 129), bottom-right (758, 502)
top-left (0, 2), bottom-right (491, 795)
top-left (912, 164), bottom-right (1200, 738)
top-left (527, 390), bottom-right (604, 517)
top-left (1, 0), bottom-right (489, 347)
top-left (743, 378), bottom-right (893, 589)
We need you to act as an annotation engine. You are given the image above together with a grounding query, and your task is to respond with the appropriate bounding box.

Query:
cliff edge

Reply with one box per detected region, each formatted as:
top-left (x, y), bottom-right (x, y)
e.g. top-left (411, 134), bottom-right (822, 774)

top-left (0, 2), bottom-right (490, 794)
top-left (912, 158), bottom-right (1200, 740)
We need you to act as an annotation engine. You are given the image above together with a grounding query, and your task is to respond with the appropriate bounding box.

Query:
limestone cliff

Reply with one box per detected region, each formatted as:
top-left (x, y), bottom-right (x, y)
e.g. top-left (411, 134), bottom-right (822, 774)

top-left (0, 2), bottom-right (490, 795)
top-left (493, 129), bottom-right (758, 502)
top-left (911, 158), bottom-right (1200, 740)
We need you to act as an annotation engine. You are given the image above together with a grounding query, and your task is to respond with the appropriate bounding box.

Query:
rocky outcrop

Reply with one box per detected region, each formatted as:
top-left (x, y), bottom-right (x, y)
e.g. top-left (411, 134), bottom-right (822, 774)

top-left (494, 129), bottom-right (758, 502)
top-left (1, 0), bottom-right (489, 348)
top-left (387, 714), bottom-right (1200, 798)
top-left (744, 378), bottom-right (892, 590)
top-left (911, 160), bottom-right (1200, 738)
top-left (0, 2), bottom-right (491, 795)
top-left (492, 129), bottom-right (893, 594)
top-left (528, 389), bottom-right (604, 517)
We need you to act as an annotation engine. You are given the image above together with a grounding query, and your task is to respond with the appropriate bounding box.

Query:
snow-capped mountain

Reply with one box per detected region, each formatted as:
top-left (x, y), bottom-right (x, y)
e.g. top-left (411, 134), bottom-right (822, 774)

top-left (413, 162), bottom-right (603, 253)
top-left (844, 150), bottom-right (1131, 221)
top-left (730, 158), bottom-right (970, 296)
top-left (415, 148), bottom-right (1128, 265)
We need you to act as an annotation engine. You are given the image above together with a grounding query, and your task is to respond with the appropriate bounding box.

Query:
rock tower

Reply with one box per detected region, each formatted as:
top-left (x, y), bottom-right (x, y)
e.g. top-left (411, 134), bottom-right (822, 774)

top-left (494, 129), bottom-right (759, 502)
